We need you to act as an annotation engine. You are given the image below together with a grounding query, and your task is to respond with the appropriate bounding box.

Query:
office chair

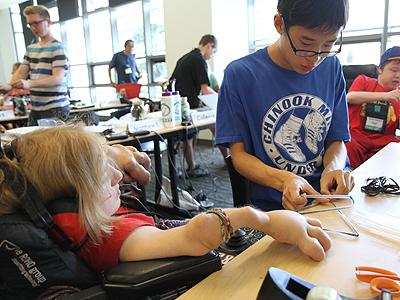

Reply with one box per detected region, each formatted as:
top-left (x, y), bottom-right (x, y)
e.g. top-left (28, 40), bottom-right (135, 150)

top-left (225, 155), bottom-right (251, 207)
top-left (342, 64), bottom-right (379, 93)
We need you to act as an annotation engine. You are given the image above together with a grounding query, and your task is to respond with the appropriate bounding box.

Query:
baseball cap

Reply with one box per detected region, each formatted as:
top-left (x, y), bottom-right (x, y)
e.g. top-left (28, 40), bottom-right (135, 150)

top-left (380, 46), bottom-right (400, 66)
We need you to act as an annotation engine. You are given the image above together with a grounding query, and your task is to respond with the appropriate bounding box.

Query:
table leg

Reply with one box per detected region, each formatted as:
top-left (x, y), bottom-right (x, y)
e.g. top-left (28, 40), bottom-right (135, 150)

top-left (153, 139), bottom-right (163, 202)
top-left (167, 136), bottom-right (180, 207)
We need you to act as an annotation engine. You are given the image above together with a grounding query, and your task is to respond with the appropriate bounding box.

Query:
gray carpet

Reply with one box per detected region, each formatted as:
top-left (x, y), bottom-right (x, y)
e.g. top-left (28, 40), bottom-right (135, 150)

top-left (143, 139), bottom-right (234, 212)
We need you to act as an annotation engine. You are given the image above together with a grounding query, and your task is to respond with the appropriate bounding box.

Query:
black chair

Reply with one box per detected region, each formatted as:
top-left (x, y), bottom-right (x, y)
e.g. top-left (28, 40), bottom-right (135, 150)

top-left (225, 155), bottom-right (251, 207)
top-left (342, 64), bottom-right (379, 93)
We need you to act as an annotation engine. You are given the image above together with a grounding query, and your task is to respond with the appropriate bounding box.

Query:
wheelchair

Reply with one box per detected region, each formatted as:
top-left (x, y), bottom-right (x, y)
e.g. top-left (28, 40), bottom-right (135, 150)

top-left (0, 206), bottom-right (221, 300)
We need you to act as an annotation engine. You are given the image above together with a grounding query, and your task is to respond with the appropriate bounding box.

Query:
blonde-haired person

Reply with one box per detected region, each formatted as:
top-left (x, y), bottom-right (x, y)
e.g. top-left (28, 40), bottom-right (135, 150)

top-left (0, 125), bottom-right (331, 273)
top-left (0, 5), bottom-right (69, 126)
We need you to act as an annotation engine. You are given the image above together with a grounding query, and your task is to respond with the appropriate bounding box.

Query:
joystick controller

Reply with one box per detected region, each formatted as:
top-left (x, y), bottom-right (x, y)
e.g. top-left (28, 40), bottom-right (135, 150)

top-left (220, 228), bottom-right (249, 254)
top-left (217, 227), bottom-right (266, 265)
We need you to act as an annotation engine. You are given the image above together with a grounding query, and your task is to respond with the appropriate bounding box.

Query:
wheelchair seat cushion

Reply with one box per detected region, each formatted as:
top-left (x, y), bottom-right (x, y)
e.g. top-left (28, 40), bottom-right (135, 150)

top-left (0, 213), bottom-right (98, 300)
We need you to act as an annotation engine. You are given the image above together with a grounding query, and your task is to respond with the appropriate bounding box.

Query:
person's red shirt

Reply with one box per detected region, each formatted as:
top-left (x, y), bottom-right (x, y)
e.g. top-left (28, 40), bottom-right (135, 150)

top-left (76, 206), bottom-right (155, 273)
top-left (348, 75), bottom-right (400, 138)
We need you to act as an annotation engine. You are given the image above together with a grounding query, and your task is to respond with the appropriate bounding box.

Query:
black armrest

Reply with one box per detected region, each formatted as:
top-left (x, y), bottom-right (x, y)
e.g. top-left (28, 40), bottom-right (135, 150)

top-left (100, 250), bottom-right (222, 299)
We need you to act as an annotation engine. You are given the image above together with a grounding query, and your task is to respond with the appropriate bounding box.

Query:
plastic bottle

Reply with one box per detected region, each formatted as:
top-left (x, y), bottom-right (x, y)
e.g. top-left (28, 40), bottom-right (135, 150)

top-left (161, 90), bottom-right (176, 127)
top-left (172, 91), bottom-right (182, 126)
top-left (181, 96), bottom-right (191, 123)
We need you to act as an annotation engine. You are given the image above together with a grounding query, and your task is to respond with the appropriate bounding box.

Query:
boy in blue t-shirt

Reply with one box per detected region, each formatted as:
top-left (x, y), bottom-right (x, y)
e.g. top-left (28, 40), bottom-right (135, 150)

top-left (216, 0), bottom-right (354, 211)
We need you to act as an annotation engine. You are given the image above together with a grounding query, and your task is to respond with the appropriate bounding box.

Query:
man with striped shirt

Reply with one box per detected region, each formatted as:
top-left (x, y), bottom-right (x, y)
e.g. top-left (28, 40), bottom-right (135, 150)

top-left (0, 5), bottom-right (69, 126)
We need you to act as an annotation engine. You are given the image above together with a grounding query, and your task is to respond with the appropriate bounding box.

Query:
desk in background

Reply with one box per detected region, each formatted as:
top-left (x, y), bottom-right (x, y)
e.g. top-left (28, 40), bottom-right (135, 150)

top-left (177, 142), bottom-right (400, 299)
top-left (108, 118), bottom-right (216, 217)
top-left (0, 103), bottom-right (132, 127)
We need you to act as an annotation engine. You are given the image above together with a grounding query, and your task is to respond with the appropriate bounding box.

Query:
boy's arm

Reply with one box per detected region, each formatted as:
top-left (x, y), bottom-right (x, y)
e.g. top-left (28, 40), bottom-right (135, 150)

top-left (11, 67), bottom-right (66, 90)
top-left (201, 83), bottom-right (216, 95)
top-left (347, 90), bottom-right (400, 104)
top-left (229, 142), bottom-right (319, 210)
top-left (320, 140), bottom-right (354, 195)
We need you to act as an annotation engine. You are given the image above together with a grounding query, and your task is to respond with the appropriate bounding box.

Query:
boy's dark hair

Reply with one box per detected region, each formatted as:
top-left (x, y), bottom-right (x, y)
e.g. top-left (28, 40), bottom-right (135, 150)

top-left (199, 34), bottom-right (218, 49)
top-left (380, 59), bottom-right (400, 70)
top-left (277, 0), bottom-right (349, 34)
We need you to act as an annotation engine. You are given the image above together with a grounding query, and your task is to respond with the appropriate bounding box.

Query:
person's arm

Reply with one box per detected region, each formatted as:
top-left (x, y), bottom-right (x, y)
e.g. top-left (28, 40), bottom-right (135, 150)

top-left (119, 206), bottom-right (332, 262)
top-left (200, 83), bottom-right (216, 95)
top-left (136, 66), bottom-right (142, 79)
top-left (320, 140), bottom-right (354, 195)
top-left (347, 90), bottom-right (400, 104)
top-left (11, 67), bottom-right (66, 90)
top-left (108, 67), bottom-right (117, 87)
top-left (229, 142), bottom-right (319, 210)
top-left (0, 64), bottom-right (30, 93)
top-left (104, 144), bottom-right (151, 185)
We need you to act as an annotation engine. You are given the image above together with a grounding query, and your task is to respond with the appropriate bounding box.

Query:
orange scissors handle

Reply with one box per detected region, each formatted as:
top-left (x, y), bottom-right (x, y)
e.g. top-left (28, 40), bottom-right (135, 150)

top-left (370, 277), bottom-right (400, 297)
top-left (356, 266), bottom-right (400, 283)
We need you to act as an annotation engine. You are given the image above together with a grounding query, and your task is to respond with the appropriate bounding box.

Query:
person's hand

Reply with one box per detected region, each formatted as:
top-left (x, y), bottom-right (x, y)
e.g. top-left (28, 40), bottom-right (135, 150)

top-left (0, 85), bottom-right (12, 94)
top-left (281, 173), bottom-right (320, 210)
top-left (320, 169), bottom-right (354, 196)
top-left (11, 80), bottom-right (30, 90)
top-left (266, 210), bottom-right (332, 261)
top-left (385, 89), bottom-right (400, 102)
top-left (106, 145), bottom-right (151, 185)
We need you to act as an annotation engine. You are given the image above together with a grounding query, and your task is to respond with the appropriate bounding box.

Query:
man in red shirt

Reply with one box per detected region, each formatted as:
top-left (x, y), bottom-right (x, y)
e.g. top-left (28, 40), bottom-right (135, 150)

top-left (346, 46), bottom-right (400, 168)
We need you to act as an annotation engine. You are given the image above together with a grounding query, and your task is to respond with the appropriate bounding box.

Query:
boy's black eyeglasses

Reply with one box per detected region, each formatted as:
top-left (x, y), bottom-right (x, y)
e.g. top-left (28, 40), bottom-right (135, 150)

top-left (27, 19), bottom-right (47, 29)
top-left (282, 18), bottom-right (342, 58)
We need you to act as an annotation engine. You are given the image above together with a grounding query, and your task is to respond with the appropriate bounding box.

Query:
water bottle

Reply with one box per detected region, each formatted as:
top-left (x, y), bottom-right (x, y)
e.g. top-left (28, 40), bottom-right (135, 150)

top-left (172, 91), bottom-right (182, 126)
top-left (161, 90), bottom-right (176, 127)
top-left (181, 96), bottom-right (191, 122)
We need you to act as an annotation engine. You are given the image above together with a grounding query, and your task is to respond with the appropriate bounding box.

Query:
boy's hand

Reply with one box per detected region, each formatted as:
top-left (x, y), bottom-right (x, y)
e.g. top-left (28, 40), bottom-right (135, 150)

top-left (320, 169), bottom-right (354, 196)
top-left (11, 80), bottom-right (30, 90)
top-left (385, 90), bottom-right (400, 102)
top-left (281, 173), bottom-right (320, 210)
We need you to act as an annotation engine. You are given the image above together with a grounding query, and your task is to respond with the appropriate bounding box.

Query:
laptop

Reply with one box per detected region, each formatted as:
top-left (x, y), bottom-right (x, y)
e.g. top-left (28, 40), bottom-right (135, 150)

top-left (198, 94), bottom-right (218, 110)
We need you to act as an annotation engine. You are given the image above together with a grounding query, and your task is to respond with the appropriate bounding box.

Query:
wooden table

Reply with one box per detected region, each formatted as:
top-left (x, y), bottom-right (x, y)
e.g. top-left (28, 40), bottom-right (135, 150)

top-left (177, 142), bottom-right (400, 299)
top-left (108, 119), bottom-right (216, 217)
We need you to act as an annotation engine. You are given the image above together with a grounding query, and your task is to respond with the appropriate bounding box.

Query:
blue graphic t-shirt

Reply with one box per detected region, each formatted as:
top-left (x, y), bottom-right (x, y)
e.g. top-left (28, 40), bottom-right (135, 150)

top-left (215, 47), bottom-right (350, 211)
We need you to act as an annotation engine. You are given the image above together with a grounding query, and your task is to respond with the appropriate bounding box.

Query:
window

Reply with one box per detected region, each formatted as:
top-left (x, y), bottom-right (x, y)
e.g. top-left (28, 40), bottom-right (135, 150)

top-left (10, 0), bottom-right (165, 105)
top-left (10, 4), bottom-right (25, 63)
top-left (88, 11), bottom-right (113, 63)
top-left (249, 0), bottom-right (400, 66)
top-left (149, 0), bottom-right (165, 55)
top-left (64, 18), bottom-right (87, 65)
top-left (115, 2), bottom-right (144, 54)
top-left (250, 0), bottom-right (279, 52)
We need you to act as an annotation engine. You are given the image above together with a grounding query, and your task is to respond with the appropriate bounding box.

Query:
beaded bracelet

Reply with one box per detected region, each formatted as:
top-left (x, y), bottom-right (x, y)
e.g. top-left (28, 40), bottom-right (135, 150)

top-left (206, 208), bottom-right (234, 244)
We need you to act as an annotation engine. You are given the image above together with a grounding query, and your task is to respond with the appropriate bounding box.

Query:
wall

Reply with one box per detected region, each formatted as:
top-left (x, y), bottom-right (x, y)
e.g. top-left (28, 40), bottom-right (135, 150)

top-left (0, 8), bottom-right (17, 85)
top-left (163, 0), bottom-right (248, 85)
top-left (163, 0), bottom-right (248, 140)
